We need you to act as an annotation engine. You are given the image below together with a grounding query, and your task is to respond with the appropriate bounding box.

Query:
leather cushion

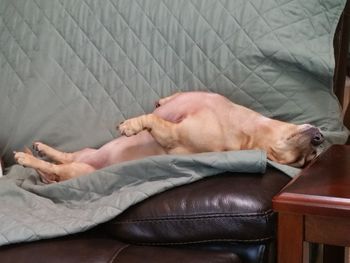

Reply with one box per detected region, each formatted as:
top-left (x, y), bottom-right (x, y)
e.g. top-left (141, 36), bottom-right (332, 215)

top-left (104, 167), bottom-right (290, 245)
top-left (0, 232), bottom-right (241, 263)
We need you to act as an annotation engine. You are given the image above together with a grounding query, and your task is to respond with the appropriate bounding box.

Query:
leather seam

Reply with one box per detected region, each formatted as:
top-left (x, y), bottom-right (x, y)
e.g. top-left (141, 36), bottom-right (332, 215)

top-left (111, 211), bottom-right (274, 224)
top-left (108, 244), bottom-right (130, 263)
top-left (129, 237), bottom-right (273, 246)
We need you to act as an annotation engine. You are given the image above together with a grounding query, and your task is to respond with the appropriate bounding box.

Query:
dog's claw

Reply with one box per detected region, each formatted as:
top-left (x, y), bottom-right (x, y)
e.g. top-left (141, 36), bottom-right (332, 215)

top-left (116, 121), bottom-right (124, 130)
top-left (32, 142), bottom-right (41, 157)
top-left (33, 142), bottom-right (39, 151)
top-left (31, 142), bottom-right (47, 158)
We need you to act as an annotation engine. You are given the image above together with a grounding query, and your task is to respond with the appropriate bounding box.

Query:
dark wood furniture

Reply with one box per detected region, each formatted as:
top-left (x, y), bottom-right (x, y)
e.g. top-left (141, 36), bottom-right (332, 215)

top-left (334, 0), bottom-right (350, 136)
top-left (273, 145), bottom-right (350, 263)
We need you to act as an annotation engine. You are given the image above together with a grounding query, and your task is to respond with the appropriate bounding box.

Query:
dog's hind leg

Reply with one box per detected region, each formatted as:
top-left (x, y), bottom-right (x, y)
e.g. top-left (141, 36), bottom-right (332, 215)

top-left (14, 151), bottom-right (95, 182)
top-left (33, 142), bottom-right (98, 165)
top-left (33, 142), bottom-right (74, 164)
top-left (155, 92), bottom-right (182, 108)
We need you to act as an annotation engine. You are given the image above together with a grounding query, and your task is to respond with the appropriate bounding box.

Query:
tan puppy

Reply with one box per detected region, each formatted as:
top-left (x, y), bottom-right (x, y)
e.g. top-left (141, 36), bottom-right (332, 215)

top-left (14, 92), bottom-right (323, 183)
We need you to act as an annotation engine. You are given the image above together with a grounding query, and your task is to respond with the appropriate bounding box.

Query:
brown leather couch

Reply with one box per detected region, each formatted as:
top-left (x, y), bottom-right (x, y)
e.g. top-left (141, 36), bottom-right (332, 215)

top-left (0, 2), bottom-right (349, 263)
top-left (0, 168), bottom-right (289, 263)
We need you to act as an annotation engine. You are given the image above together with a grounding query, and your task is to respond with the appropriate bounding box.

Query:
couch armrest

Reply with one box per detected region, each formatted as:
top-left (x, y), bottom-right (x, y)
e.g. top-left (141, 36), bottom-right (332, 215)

top-left (103, 167), bottom-right (290, 246)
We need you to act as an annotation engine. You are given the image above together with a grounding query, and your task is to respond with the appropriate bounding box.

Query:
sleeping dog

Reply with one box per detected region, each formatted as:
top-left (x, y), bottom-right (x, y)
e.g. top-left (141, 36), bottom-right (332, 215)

top-left (14, 92), bottom-right (324, 183)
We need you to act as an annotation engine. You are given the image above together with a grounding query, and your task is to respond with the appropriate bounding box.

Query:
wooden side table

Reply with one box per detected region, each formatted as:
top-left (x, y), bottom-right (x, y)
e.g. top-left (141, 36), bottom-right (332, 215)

top-left (273, 145), bottom-right (350, 263)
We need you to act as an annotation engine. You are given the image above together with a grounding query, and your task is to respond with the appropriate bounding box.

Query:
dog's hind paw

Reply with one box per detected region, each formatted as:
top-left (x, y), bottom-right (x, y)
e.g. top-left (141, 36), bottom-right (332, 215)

top-left (33, 142), bottom-right (50, 158)
top-left (14, 152), bottom-right (36, 167)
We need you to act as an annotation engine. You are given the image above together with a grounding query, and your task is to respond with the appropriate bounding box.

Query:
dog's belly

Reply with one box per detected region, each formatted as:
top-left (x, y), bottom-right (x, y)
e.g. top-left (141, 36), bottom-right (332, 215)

top-left (152, 92), bottom-right (232, 122)
top-left (153, 92), bottom-right (244, 152)
top-left (172, 112), bottom-right (228, 153)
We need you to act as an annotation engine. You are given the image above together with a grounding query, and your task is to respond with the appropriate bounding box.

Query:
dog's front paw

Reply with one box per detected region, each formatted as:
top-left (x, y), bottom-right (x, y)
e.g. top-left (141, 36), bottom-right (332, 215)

top-left (118, 118), bottom-right (143, 136)
top-left (155, 100), bottom-right (161, 108)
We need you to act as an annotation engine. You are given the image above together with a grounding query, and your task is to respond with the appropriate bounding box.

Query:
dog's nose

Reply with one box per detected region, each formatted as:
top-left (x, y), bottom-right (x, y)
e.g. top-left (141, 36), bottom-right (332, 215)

top-left (311, 129), bottom-right (324, 146)
top-left (300, 125), bottom-right (325, 146)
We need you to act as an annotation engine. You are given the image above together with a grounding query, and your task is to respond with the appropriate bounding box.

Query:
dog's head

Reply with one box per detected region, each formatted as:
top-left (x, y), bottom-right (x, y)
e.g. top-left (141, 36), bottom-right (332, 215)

top-left (268, 124), bottom-right (324, 167)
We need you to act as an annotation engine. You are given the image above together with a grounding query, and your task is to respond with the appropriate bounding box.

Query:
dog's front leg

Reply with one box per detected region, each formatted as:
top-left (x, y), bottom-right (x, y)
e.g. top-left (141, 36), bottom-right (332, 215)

top-left (119, 114), bottom-right (179, 151)
top-left (118, 115), bottom-right (148, 136)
